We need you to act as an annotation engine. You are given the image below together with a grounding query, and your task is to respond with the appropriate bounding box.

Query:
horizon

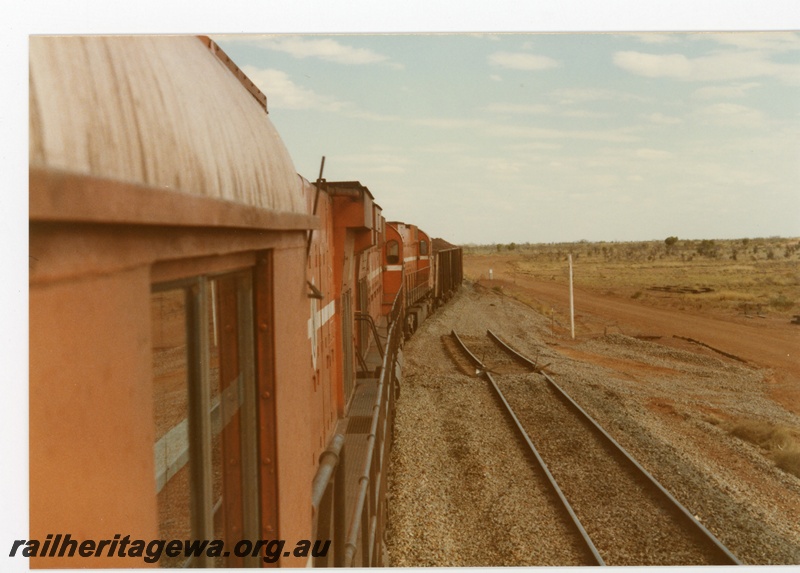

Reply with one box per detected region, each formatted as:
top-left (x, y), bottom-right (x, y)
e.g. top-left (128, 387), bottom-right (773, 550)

top-left (460, 234), bottom-right (800, 247)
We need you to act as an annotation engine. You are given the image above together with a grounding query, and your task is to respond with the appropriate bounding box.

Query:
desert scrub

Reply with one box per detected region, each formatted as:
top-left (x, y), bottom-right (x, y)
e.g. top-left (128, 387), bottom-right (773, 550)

top-left (769, 294), bottom-right (795, 311)
top-left (723, 419), bottom-right (800, 479)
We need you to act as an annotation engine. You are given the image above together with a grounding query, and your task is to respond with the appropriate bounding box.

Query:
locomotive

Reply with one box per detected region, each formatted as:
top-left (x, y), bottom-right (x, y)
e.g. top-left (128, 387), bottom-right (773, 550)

top-left (28, 35), bottom-right (461, 567)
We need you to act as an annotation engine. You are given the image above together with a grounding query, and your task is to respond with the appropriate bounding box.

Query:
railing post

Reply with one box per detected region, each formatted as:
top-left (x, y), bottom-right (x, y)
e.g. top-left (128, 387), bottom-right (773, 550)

top-left (311, 431), bottom-right (346, 567)
top-left (361, 498), bottom-right (370, 565)
top-left (333, 445), bottom-right (346, 567)
top-left (341, 289), bottom-right (403, 568)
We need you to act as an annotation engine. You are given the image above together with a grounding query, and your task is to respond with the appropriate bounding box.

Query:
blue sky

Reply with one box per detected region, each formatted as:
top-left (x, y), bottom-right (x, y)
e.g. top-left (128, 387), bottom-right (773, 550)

top-left (215, 32), bottom-right (800, 245)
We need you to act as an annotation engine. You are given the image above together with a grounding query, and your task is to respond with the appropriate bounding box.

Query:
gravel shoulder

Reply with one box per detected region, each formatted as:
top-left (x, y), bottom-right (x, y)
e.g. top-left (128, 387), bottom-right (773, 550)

top-left (386, 282), bottom-right (800, 565)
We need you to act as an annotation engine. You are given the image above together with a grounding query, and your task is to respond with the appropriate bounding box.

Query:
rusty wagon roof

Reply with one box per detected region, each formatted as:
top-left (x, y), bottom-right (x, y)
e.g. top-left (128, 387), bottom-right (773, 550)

top-left (29, 35), bottom-right (305, 214)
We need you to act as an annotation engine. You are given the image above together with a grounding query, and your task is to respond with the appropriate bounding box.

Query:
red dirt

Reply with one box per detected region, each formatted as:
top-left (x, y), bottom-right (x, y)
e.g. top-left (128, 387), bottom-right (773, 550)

top-left (465, 257), bottom-right (800, 416)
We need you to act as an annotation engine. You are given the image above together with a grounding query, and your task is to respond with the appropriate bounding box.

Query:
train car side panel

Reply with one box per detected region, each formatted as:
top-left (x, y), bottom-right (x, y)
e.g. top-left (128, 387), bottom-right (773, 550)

top-left (271, 245), bottom-right (317, 565)
top-left (305, 178), bottom-right (341, 470)
top-left (382, 224), bottom-right (404, 316)
top-left (29, 35), bottom-right (318, 568)
top-left (29, 267), bottom-right (158, 568)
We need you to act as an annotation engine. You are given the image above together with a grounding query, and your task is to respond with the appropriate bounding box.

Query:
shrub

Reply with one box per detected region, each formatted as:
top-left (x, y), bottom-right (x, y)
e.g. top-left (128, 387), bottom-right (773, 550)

top-left (774, 447), bottom-right (800, 479)
top-left (725, 419), bottom-right (800, 479)
top-left (697, 239), bottom-right (719, 258)
top-left (769, 294), bottom-right (794, 310)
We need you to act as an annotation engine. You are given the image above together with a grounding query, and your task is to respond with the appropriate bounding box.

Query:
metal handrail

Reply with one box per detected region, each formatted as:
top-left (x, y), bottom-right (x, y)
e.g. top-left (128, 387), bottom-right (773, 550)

top-left (343, 288), bottom-right (404, 566)
top-left (355, 312), bottom-right (385, 357)
top-left (310, 427), bottom-right (347, 566)
top-left (388, 286), bottom-right (403, 325)
top-left (404, 266), bottom-right (430, 306)
top-left (310, 287), bottom-right (404, 567)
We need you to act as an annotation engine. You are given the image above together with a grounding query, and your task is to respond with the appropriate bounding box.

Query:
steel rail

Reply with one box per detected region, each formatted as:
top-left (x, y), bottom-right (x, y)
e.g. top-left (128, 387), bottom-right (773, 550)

top-left (450, 330), bottom-right (605, 566)
top-left (485, 329), bottom-right (742, 566)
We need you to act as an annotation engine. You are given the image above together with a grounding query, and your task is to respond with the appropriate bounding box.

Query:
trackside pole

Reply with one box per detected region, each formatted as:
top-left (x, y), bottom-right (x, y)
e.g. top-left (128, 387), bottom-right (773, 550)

top-left (569, 254), bottom-right (575, 340)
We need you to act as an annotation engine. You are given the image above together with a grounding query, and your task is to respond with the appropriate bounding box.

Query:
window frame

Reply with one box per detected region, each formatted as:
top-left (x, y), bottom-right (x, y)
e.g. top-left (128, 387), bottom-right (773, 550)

top-left (386, 240), bottom-right (400, 265)
top-left (419, 239), bottom-right (428, 256)
top-left (151, 251), bottom-right (276, 568)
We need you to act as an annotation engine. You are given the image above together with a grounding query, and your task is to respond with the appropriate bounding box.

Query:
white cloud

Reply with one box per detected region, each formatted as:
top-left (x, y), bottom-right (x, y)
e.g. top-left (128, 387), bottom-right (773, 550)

top-left (485, 103), bottom-right (551, 114)
top-left (505, 142), bottom-right (563, 152)
top-left (241, 66), bottom-right (406, 121)
top-left (707, 32), bottom-right (800, 52)
top-left (336, 152), bottom-right (410, 174)
top-left (485, 102), bottom-right (609, 119)
top-left (551, 88), bottom-right (648, 104)
top-left (614, 49), bottom-right (800, 85)
top-left (489, 74), bottom-right (503, 82)
top-left (415, 142), bottom-right (472, 154)
top-left (486, 123), bottom-right (640, 143)
top-left (697, 103), bottom-right (766, 128)
top-left (412, 117), bottom-right (485, 129)
top-left (346, 109), bottom-right (400, 122)
top-left (234, 36), bottom-right (402, 68)
top-left (626, 32), bottom-right (800, 52)
top-left (635, 148), bottom-right (672, 159)
top-left (562, 109), bottom-right (611, 119)
top-left (642, 112), bottom-right (684, 125)
top-left (363, 165), bottom-right (406, 174)
top-left (626, 33), bottom-right (680, 45)
top-left (614, 51), bottom-right (693, 78)
top-left (692, 83), bottom-right (760, 99)
top-left (488, 51), bottom-right (559, 71)
top-left (484, 158), bottom-right (523, 174)
top-left (471, 33), bottom-right (503, 42)
top-left (241, 66), bottom-right (345, 111)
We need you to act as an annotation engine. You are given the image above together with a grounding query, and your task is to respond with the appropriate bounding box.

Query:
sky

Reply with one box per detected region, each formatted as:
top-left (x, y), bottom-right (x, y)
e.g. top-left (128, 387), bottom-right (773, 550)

top-left (214, 32), bottom-right (800, 245)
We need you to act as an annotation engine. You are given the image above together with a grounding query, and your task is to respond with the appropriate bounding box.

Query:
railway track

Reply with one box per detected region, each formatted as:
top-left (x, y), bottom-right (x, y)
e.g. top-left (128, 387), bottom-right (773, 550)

top-left (450, 329), bottom-right (741, 566)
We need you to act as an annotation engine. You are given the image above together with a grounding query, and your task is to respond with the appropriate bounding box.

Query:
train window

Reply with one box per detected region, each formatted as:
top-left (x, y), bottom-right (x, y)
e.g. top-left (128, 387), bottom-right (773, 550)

top-left (420, 240), bottom-right (428, 256)
top-left (386, 240), bottom-right (399, 264)
top-left (152, 270), bottom-right (260, 568)
top-left (152, 287), bottom-right (193, 568)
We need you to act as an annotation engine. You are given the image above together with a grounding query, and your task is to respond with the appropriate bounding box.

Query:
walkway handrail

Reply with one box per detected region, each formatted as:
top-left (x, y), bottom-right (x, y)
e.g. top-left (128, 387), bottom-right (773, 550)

top-left (343, 288), bottom-right (404, 566)
top-left (310, 426), bottom-right (347, 566)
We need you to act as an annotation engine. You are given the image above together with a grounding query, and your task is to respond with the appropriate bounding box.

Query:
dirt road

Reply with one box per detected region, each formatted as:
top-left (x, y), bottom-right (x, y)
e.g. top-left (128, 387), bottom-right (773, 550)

top-left (464, 258), bottom-right (800, 415)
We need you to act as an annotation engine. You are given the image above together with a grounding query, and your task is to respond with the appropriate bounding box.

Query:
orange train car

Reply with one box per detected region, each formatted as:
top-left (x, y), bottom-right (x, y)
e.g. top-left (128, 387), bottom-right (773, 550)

top-left (305, 178), bottom-right (385, 420)
top-left (28, 34), bottom-right (461, 569)
top-left (381, 222), bottom-right (405, 316)
top-left (383, 222), bottom-right (437, 335)
top-left (29, 35), bottom-right (321, 568)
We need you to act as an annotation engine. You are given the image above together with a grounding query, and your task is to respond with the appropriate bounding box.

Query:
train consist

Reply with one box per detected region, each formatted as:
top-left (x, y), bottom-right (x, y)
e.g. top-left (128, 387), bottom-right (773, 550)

top-left (29, 36), bottom-right (461, 567)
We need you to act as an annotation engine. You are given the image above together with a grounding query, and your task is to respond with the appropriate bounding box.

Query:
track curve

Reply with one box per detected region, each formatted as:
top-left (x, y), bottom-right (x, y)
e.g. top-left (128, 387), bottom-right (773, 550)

top-left (452, 329), bottom-right (741, 566)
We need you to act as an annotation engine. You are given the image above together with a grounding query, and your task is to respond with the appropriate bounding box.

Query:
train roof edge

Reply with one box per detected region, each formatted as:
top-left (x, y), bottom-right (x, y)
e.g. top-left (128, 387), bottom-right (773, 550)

top-left (29, 35), bottom-right (305, 215)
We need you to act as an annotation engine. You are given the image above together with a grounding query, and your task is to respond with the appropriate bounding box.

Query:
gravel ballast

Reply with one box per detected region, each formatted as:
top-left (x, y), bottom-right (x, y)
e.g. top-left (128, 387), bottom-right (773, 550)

top-left (385, 283), bottom-right (800, 565)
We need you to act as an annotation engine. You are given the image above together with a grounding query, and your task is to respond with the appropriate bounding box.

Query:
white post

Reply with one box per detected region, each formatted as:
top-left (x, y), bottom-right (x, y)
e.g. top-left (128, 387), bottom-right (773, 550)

top-left (569, 254), bottom-right (575, 340)
top-left (489, 268), bottom-right (493, 281)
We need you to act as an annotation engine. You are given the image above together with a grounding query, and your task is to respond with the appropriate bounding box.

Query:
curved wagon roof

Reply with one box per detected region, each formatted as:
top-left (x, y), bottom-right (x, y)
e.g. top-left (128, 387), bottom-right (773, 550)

top-left (29, 35), bottom-right (305, 216)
